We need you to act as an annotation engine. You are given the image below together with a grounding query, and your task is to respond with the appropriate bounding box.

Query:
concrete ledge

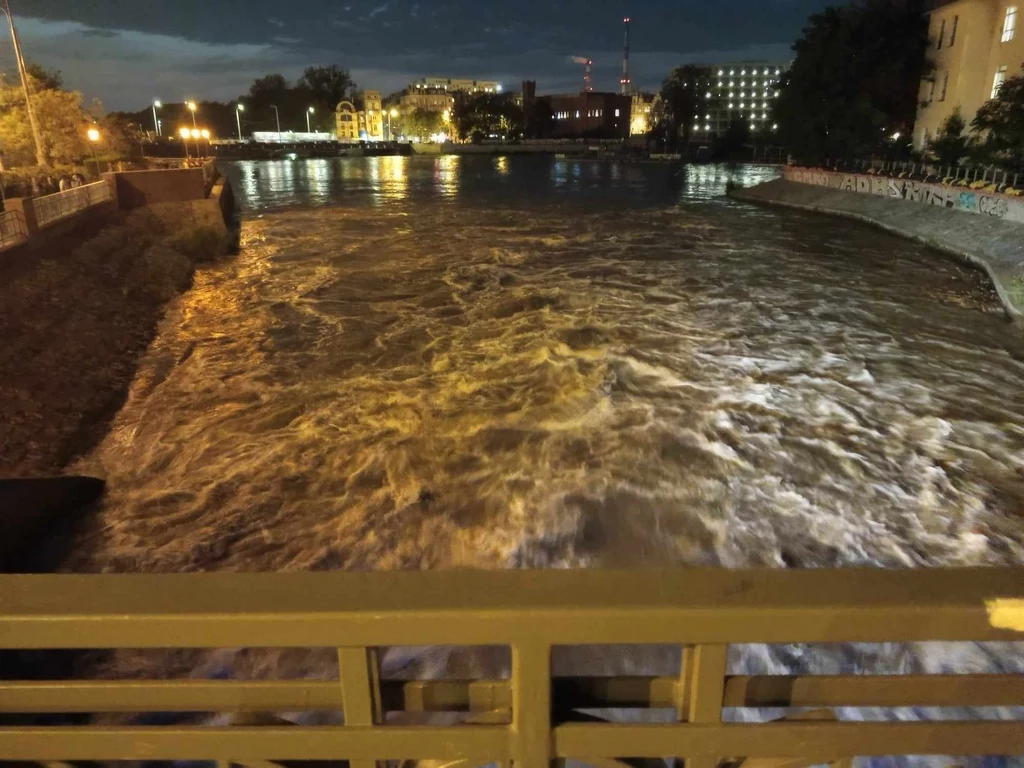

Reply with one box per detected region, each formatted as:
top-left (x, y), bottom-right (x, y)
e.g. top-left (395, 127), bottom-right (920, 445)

top-left (730, 178), bottom-right (1024, 322)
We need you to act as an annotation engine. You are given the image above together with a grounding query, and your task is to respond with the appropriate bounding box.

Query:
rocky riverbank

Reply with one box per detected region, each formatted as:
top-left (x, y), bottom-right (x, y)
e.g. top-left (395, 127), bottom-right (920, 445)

top-left (0, 210), bottom-right (230, 478)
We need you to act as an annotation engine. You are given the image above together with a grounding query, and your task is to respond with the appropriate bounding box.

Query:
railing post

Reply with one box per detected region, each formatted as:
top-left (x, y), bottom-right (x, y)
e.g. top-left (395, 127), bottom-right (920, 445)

top-left (685, 644), bottom-right (728, 768)
top-left (338, 647), bottom-right (383, 768)
top-left (512, 641), bottom-right (551, 768)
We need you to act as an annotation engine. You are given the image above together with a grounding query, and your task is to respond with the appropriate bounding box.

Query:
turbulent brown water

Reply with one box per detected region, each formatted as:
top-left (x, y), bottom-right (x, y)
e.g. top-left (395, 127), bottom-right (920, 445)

top-left (65, 157), bottom-right (1024, 749)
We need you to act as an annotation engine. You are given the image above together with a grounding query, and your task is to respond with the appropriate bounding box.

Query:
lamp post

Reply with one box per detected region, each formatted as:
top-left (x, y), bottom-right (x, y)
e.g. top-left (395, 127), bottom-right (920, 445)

top-left (190, 128), bottom-right (201, 158)
top-left (152, 100), bottom-right (162, 137)
top-left (306, 106), bottom-right (315, 133)
top-left (179, 126), bottom-right (191, 159)
top-left (187, 101), bottom-right (197, 129)
top-left (270, 104), bottom-right (280, 141)
top-left (201, 128), bottom-right (211, 157)
top-left (235, 103), bottom-right (244, 141)
top-left (0, 0), bottom-right (44, 165)
top-left (86, 127), bottom-right (101, 177)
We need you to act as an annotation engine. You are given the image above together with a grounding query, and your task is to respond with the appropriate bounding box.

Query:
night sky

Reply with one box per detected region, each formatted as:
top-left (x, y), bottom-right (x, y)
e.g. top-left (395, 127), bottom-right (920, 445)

top-left (12, 0), bottom-right (829, 111)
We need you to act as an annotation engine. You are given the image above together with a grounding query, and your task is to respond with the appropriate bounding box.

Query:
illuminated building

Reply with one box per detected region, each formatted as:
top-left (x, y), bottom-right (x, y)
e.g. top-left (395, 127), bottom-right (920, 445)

top-left (411, 77), bottom-right (502, 94)
top-left (545, 91), bottom-right (632, 139)
top-left (700, 61), bottom-right (788, 138)
top-left (399, 88), bottom-right (455, 114)
top-left (335, 90), bottom-right (385, 142)
top-left (630, 92), bottom-right (658, 135)
top-left (914, 0), bottom-right (1023, 150)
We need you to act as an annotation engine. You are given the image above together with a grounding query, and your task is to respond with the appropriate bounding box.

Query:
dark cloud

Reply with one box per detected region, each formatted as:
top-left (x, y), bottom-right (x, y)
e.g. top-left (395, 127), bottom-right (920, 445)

top-left (14, 1), bottom-right (825, 110)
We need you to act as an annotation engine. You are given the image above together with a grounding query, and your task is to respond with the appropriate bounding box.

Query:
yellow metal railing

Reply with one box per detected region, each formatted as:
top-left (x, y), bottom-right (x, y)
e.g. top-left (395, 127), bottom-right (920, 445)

top-left (1, 568), bottom-right (1023, 765)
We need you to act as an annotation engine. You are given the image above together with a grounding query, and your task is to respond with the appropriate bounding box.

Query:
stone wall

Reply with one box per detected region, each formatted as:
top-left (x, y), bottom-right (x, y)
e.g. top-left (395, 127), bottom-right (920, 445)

top-left (785, 167), bottom-right (1024, 224)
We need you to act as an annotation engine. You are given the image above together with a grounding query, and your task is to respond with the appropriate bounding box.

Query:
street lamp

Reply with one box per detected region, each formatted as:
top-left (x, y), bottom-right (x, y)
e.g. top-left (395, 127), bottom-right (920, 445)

top-left (306, 106), bottom-right (315, 133)
top-left (152, 100), bottom-right (162, 137)
top-left (179, 125), bottom-right (191, 159)
top-left (190, 128), bottom-right (201, 158)
top-left (201, 128), bottom-right (211, 157)
top-left (86, 127), bottom-right (101, 176)
top-left (269, 104), bottom-right (281, 141)
top-left (235, 103), bottom-right (244, 141)
top-left (187, 101), bottom-right (197, 129)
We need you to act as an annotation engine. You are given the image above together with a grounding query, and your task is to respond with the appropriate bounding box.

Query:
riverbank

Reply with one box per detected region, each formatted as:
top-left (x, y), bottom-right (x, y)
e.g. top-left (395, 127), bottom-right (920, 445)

top-left (729, 178), bottom-right (1024, 322)
top-left (0, 209), bottom-right (231, 478)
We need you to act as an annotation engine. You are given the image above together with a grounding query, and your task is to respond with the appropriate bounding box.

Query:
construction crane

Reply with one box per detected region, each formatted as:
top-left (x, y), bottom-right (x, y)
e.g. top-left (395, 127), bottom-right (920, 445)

top-left (621, 17), bottom-right (631, 94)
top-left (572, 56), bottom-right (594, 92)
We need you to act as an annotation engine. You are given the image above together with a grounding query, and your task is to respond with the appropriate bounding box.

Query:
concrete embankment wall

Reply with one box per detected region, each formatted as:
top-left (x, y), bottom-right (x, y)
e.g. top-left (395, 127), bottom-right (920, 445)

top-left (730, 172), bottom-right (1024, 321)
top-left (412, 142), bottom-right (604, 156)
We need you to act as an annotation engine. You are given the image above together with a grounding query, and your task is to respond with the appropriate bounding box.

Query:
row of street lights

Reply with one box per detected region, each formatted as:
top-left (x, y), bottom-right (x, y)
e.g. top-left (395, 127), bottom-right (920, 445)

top-left (153, 100), bottom-right (326, 143)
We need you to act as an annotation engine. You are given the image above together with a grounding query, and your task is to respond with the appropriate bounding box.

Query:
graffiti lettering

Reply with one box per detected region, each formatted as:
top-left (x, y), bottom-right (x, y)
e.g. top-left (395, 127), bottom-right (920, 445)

top-left (979, 195), bottom-right (1009, 218)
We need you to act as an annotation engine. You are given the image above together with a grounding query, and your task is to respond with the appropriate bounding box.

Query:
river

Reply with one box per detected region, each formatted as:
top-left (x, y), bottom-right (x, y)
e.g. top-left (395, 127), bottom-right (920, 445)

top-left (65, 157), bottom-right (1024, 742)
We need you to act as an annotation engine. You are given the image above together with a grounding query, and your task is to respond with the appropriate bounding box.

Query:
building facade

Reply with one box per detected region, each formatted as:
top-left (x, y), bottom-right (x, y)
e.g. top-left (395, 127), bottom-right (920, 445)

top-left (545, 92), bottom-right (632, 139)
top-left (701, 61), bottom-right (787, 137)
top-left (335, 90), bottom-right (385, 142)
top-left (399, 88), bottom-right (455, 114)
top-left (630, 92), bottom-right (658, 135)
top-left (914, 0), bottom-right (1023, 150)
top-left (412, 77), bottom-right (502, 94)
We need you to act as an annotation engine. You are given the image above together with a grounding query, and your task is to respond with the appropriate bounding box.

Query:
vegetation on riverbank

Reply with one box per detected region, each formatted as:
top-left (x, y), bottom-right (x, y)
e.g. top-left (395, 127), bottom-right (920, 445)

top-left (0, 210), bottom-right (230, 477)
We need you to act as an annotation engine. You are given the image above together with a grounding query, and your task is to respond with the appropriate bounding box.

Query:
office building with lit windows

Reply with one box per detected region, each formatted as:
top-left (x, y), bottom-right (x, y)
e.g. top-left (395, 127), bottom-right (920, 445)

top-left (697, 61), bottom-right (788, 138)
top-left (914, 0), bottom-right (1023, 150)
top-left (546, 92), bottom-right (633, 139)
top-left (410, 77), bottom-right (503, 94)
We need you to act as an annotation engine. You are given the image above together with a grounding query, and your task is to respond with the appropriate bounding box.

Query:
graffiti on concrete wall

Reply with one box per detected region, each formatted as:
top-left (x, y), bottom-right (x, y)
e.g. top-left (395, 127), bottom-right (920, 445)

top-left (784, 167), bottom-right (1022, 222)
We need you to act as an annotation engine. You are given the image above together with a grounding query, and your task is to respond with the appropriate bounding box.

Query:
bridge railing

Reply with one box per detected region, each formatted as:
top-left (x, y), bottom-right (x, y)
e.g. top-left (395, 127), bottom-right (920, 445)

top-left (1, 568), bottom-right (1022, 766)
top-left (0, 208), bottom-right (28, 249)
top-left (32, 181), bottom-right (114, 229)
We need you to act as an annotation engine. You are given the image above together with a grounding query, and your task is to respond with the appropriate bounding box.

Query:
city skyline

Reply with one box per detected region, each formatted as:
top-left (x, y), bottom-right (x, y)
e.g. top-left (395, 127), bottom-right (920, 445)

top-left (8, 0), bottom-right (824, 111)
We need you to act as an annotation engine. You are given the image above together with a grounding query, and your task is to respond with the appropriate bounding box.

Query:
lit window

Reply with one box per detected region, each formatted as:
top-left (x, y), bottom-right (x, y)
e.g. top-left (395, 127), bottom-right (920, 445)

top-left (706, 91), bottom-right (711, 97)
top-left (718, 81), bottom-right (723, 87)
top-left (729, 69), bottom-right (735, 75)
top-left (705, 124), bottom-right (711, 131)
top-left (740, 102), bottom-right (745, 108)
top-left (615, 108), bottom-right (620, 117)
top-left (576, 110), bottom-right (580, 118)
top-left (992, 65), bottom-right (1008, 97)
top-left (762, 112), bottom-right (767, 118)
top-left (740, 91), bottom-right (746, 98)
top-left (775, 68), bottom-right (780, 75)
top-left (705, 113), bottom-right (710, 118)
top-left (718, 69), bottom-right (724, 75)
top-left (1003, 6), bottom-right (1017, 41)
top-left (741, 69), bottom-right (746, 75)
top-left (729, 80), bottom-right (735, 87)
top-left (950, 15), bottom-right (959, 45)
top-left (763, 68), bottom-right (769, 75)
top-left (775, 91), bottom-right (780, 97)
top-left (729, 91), bottom-right (735, 98)
top-left (740, 81), bottom-right (746, 87)
top-left (772, 123), bottom-right (778, 130)
top-left (939, 71), bottom-right (949, 101)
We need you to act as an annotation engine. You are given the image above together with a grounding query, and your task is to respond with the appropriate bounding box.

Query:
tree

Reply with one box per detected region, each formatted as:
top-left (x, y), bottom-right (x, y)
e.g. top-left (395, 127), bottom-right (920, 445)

top-left (927, 108), bottom-right (969, 166)
top-left (657, 65), bottom-right (713, 151)
top-left (971, 68), bottom-right (1024, 169)
top-left (774, 0), bottom-right (931, 163)
top-left (402, 108), bottom-right (443, 141)
top-left (0, 71), bottom-right (94, 167)
top-left (715, 117), bottom-right (751, 160)
top-left (25, 63), bottom-right (62, 91)
top-left (452, 93), bottom-right (522, 142)
top-left (298, 65), bottom-right (355, 111)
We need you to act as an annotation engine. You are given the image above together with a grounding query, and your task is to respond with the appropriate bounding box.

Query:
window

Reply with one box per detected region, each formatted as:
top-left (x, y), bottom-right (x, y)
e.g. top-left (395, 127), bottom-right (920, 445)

top-left (936, 18), bottom-right (945, 48)
top-left (992, 65), bottom-right (1007, 97)
top-left (949, 15), bottom-right (959, 45)
top-left (928, 77), bottom-right (936, 102)
top-left (939, 71), bottom-right (949, 100)
top-left (1003, 6), bottom-right (1017, 41)
top-left (614, 108), bottom-right (620, 117)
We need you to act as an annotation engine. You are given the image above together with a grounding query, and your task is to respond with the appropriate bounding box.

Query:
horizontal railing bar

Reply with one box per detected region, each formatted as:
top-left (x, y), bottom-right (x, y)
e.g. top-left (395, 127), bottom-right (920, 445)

top-left (721, 673), bottom-right (1024, 708)
top-left (4, 673), bottom-right (1023, 714)
top-left (3, 721), bottom-right (1022, 761)
top-left (553, 721), bottom-right (1024, 758)
top-left (0, 725), bottom-right (512, 761)
top-left (3, 568), bottom-right (1022, 648)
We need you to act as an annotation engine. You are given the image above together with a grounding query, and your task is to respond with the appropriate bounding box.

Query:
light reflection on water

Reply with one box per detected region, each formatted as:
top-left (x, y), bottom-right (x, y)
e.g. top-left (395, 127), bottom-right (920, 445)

top-left (224, 155), bottom-right (781, 211)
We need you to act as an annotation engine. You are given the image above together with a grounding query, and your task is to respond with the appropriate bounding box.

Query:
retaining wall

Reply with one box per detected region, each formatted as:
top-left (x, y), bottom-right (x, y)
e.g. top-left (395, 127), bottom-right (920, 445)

top-left (730, 175), bottom-right (1024, 321)
top-left (784, 167), bottom-right (1024, 224)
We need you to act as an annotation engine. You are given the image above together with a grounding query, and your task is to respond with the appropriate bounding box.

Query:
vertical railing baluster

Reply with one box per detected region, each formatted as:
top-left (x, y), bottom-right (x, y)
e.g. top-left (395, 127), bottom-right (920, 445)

top-left (338, 646), bottom-right (383, 768)
top-left (512, 641), bottom-right (551, 768)
top-left (685, 644), bottom-right (728, 768)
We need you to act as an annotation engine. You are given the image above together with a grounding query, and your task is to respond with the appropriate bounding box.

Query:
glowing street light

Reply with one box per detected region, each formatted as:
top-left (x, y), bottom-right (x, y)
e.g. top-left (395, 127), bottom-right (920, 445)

top-left (385, 107), bottom-right (398, 141)
top-left (187, 101), bottom-right (197, 129)
top-left (442, 109), bottom-right (451, 123)
top-left (86, 127), bottom-right (102, 176)
top-left (152, 100), bottom-right (162, 137)
top-left (178, 125), bottom-right (192, 159)
top-left (200, 128), bottom-right (211, 157)
top-left (306, 106), bottom-right (315, 133)
top-left (235, 103), bottom-right (244, 141)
